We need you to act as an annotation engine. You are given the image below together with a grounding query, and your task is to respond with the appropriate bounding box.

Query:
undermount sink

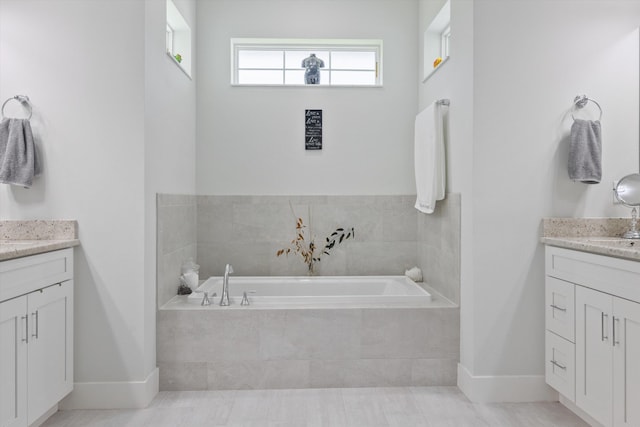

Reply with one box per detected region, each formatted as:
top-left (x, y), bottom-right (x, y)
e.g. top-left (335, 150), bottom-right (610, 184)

top-left (584, 238), bottom-right (639, 248)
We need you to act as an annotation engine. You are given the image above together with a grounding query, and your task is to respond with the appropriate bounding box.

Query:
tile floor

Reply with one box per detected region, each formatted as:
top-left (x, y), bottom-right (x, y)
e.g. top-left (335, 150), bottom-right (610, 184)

top-left (42, 386), bottom-right (589, 427)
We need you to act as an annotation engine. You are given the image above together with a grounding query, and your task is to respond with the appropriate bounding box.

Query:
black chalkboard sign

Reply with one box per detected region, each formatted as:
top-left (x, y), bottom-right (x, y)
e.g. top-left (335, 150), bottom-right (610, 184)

top-left (305, 109), bottom-right (322, 150)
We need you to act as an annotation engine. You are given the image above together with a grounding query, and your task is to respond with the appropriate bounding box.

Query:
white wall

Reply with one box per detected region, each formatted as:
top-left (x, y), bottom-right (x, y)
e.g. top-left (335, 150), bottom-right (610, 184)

top-left (0, 0), bottom-right (197, 408)
top-left (196, 0), bottom-right (418, 195)
top-left (144, 0), bottom-right (197, 382)
top-left (418, 0), bottom-right (475, 383)
top-left (0, 0), bottom-right (146, 387)
top-left (471, 0), bottom-right (639, 378)
top-left (421, 0), bottom-right (640, 401)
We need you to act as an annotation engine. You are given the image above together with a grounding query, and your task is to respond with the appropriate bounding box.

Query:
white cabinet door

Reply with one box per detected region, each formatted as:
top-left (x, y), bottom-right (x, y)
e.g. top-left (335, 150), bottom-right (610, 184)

top-left (613, 297), bottom-right (640, 427)
top-left (26, 280), bottom-right (73, 425)
top-left (0, 296), bottom-right (27, 427)
top-left (576, 285), bottom-right (613, 427)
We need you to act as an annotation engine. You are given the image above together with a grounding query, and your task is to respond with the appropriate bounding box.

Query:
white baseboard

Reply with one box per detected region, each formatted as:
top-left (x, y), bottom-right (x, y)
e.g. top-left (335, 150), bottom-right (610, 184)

top-left (59, 367), bottom-right (159, 410)
top-left (457, 363), bottom-right (559, 403)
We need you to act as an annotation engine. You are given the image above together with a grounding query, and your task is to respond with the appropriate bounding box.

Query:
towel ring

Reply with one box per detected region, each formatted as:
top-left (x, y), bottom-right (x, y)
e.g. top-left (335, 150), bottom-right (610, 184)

top-left (571, 95), bottom-right (602, 121)
top-left (1, 95), bottom-right (33, 120)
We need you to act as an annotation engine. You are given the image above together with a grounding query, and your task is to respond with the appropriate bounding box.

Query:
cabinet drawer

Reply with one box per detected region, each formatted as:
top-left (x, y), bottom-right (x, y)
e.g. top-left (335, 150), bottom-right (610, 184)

top-left (545, 330), bottom-right (575, 402)
top-left (0, 249), bottom-right (73, 302)
top-left (546, 276), bottom-right (575, 342)
top-left (546, 246), bottom-right (640, 303)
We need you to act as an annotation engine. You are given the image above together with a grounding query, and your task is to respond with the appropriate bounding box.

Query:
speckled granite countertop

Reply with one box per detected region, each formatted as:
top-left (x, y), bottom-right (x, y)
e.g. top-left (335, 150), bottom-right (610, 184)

top-left (541, 217), bottom-right (640, 261)
top-left (0, 220), bottom-right (80, 261)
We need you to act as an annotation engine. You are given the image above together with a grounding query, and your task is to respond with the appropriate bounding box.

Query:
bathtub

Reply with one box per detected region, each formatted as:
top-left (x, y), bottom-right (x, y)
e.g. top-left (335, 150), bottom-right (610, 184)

top-left (160, 276), bottom-right (458, 391)
top-left (187, 275), bottom-right (431, 305)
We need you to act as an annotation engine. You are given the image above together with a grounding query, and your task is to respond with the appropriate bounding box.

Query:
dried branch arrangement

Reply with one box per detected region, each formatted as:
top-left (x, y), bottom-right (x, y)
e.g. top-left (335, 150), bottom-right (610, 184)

top-left (276, 213), bottom-right (354, 275)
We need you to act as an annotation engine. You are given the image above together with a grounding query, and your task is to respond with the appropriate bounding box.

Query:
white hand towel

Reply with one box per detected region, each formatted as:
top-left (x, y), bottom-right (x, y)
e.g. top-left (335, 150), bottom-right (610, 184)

top-left (0, 118), bottom-right (41, 188)
top-left (414, 102), bottom-right (446, 214)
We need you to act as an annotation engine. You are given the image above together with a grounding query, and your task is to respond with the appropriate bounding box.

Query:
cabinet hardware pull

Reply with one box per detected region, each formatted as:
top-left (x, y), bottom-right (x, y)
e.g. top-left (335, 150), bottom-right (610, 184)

top-left (21, 315), bottom-right (28, 343)
top-left (602, 312), bottom-right (609, 341)
top-left (550, 360), bottom-right (567, 370)
top-left (613, 316), bottom-right (620, 346)
top-left (550, 304), bottom-right (567, 312)
top-left (31, 311), bottom-right (39, 339)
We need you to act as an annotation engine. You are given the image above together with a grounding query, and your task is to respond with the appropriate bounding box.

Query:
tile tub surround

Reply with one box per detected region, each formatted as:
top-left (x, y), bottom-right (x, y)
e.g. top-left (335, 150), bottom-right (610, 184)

top-left (417, 193), bottom-right (461, 304)
top-left (156, 193), bottom-right (460, 303)
top-left (157, 194), bottom-right (461, 391)
top-left (196, 195), bottom-right (419, 278)
top-left (157, 194), bottom-right (197, 307)
top-left (196, 194), bottom-right (460, 285)
top-left (157, 302), bottom-right (459, 391)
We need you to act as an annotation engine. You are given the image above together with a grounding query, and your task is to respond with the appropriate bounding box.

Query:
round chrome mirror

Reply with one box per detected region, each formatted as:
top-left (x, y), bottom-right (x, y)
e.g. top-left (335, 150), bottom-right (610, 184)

top-left (615, 173), bottom-right (640, 207)
top-left (615, 173), bottom-right (640, 239)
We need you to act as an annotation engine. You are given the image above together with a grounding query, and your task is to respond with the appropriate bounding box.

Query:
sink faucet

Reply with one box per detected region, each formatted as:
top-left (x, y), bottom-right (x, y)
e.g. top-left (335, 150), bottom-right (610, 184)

top-left (219, 264), bottom-right (233, 306)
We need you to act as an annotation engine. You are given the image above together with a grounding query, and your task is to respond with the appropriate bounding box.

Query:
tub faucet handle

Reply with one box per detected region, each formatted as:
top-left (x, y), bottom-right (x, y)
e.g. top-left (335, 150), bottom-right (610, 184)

top-left (201, 292), bottom-right (217, 306)
top-left (201, 291), bottom-right (211, 306)
top-left (240, 290), bottom-right (256, 306)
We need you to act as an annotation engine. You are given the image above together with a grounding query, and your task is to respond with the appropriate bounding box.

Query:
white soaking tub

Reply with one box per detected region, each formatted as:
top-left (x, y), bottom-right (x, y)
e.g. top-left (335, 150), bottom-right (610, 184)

top-left (187, 275), bottom-right (431, 305)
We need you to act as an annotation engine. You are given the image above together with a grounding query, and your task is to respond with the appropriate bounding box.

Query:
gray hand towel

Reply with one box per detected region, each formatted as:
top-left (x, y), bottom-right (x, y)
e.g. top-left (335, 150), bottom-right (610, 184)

top-left (0, 118), bottom-right (41, 188)
top-left (568, 119), bottom-right (601, 184)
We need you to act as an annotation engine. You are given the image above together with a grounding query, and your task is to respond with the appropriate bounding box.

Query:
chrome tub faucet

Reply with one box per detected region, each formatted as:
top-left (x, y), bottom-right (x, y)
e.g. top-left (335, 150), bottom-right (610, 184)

top-left (219, 264), bottom-right (233, 306)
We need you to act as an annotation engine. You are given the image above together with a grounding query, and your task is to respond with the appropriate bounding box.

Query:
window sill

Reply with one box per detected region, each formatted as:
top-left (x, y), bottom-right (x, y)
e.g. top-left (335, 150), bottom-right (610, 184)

top-left (167, 52), bottom-right (192, 80)
top-left (422, 56), bottom-right (450, 83)
top-left (231, 84), bottom-right (383, 88)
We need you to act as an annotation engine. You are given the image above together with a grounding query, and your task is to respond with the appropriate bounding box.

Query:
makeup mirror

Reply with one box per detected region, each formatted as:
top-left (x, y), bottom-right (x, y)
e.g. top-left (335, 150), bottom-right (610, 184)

top-left (614, 173), bottom-right (640, 238)
top-left (615, 173), bottom-right (640, 206)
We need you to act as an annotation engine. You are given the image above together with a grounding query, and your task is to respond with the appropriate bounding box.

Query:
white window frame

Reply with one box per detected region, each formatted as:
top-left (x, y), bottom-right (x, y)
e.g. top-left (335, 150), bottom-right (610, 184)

top-left (166, 24), bottom-right (174, 55)
top-left (441, 25), bottom-right (451, 59)
top-left (231, 38), bottom-right (383, 87)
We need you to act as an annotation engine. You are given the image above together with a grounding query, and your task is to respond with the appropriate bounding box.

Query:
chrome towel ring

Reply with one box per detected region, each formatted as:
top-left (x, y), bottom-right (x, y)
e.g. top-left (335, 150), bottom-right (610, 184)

top-left (572, 94), bottom-right (602, 121)
top-left (1, 95), bottom-right (33, 120)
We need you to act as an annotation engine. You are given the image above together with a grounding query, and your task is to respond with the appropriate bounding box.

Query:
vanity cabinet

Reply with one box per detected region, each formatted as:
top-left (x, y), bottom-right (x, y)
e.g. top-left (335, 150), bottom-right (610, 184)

top-left (0, 249), bottom-right (73, 427)
top-left (545, 246), bottom-right (640, 427)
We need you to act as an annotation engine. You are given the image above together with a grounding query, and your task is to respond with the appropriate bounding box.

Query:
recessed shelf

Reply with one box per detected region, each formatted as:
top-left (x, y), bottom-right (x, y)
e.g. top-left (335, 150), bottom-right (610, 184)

top-left (423, 55), bottom-right (450, 83)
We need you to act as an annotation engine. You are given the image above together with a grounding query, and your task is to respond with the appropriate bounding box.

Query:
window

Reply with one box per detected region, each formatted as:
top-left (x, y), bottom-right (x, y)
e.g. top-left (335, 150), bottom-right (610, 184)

top-left (166, 0), bottom-right (192, 78)
top-left (166, 24), bottom-right (174, 55)
top-left (231, 39), bottom-right (383, 87)
top-left (441, 25), bottom-right (451, 59)
top-left (423, 0), bottom-right (450, 82)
